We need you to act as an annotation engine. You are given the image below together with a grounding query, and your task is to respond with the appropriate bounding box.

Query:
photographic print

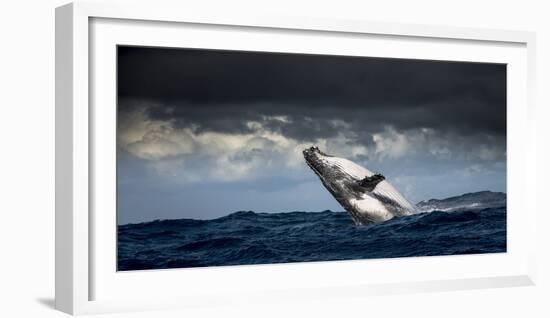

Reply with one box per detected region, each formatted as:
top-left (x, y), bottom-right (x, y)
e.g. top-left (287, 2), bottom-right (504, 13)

top-left (117, 46), bottom-right (506, 271)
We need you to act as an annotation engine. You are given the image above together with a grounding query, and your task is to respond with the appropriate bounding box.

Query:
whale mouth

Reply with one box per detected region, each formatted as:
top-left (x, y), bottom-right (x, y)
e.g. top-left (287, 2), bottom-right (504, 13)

top-left (302, 146), bottom-right (327, 177)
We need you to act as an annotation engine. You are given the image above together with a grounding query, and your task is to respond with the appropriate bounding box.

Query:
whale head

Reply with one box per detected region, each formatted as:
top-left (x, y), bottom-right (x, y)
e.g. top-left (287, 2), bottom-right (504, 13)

top-left (303, 146), bottom-right (417, 225)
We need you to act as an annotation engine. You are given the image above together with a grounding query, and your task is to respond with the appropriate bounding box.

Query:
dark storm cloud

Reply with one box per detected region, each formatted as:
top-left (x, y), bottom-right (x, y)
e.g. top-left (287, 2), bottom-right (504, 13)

top-left (118, 46), bottom-right (506, 142)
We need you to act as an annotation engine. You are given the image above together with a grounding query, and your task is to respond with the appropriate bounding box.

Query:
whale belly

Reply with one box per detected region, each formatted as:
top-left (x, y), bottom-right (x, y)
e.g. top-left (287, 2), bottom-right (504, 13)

top-left (348, 195), bottom-right (393, 223)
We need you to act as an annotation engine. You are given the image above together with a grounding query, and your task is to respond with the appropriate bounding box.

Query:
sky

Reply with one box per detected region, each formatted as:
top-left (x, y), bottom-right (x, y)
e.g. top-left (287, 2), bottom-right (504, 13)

top-left (117, 46), bottom-right (506, 224)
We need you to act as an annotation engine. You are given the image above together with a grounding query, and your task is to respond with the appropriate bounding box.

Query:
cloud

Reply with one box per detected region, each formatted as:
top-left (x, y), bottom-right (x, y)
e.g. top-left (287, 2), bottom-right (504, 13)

top-left (118, 46), bottom-right (506, 140)
top-left (118, 101), bottom-right (505, 190)
top-left (118, 107), bottom-right (371, 183)
top-left (367, 126), bottom-right (505, 162)
top-left (372, 127), bottom-right (410, 159)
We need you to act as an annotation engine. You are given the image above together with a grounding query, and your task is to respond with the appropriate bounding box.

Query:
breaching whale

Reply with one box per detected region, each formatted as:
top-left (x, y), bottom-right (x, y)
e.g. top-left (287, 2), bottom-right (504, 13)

top-left (303, 146), bottom-right (417, 225)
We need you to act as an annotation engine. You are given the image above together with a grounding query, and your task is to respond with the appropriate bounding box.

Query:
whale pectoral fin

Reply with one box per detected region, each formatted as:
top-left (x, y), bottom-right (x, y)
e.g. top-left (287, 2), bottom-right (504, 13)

top-left (359, 173), bottom-right (385, 192)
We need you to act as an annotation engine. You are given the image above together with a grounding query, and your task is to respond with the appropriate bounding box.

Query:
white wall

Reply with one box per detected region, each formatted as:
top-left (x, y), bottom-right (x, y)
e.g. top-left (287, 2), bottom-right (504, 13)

top-left (0, 0), bottom-right (548, 317)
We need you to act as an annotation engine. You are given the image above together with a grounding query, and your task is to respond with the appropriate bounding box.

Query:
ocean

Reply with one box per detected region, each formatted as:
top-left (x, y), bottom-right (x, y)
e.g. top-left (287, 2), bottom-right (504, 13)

top-left (117, 206), bottom-right (506, 271)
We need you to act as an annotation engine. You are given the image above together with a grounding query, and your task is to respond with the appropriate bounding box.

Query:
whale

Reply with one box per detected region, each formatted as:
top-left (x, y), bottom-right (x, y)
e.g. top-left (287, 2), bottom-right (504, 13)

top-left (303, 146), bottom-right (417, 225)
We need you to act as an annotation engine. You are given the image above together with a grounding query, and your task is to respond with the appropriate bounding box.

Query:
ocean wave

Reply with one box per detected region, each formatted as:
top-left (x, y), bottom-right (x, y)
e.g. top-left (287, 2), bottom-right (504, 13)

top-left (118, 207), bottom-right (506, 271)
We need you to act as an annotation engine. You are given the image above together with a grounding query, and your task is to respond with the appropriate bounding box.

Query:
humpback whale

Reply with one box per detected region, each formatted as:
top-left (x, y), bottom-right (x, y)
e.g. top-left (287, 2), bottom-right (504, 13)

top-left (303, 146), bottom-right (417, 225)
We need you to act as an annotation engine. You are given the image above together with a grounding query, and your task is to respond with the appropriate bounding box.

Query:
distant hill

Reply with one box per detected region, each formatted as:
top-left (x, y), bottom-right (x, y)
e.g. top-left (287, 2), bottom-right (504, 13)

top-left (416, 191), bottom-right (506, 212)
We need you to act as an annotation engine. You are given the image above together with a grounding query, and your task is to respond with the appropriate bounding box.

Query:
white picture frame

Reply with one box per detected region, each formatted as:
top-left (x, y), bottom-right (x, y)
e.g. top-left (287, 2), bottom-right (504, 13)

top-left (55, 1), bottom-right (537, 315)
